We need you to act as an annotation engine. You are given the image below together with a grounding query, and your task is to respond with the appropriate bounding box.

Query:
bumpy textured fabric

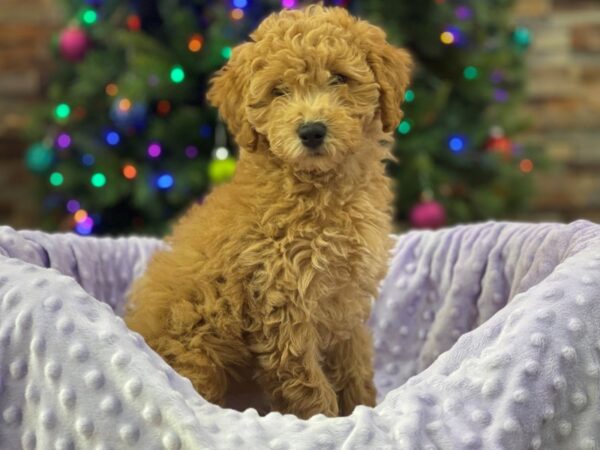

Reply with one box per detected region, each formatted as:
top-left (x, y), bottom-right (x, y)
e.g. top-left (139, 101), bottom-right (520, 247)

top-left (0, 221), bottom-right (600, 449)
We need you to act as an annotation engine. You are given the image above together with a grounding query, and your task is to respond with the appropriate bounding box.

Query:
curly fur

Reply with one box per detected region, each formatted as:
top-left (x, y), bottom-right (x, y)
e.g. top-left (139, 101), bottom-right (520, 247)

top-left (125, 4), bottom-right (412, 419)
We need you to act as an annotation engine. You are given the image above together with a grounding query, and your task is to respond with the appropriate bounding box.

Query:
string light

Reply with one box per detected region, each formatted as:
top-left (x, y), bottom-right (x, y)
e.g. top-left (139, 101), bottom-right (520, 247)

top-left (66, 200), bottom-right (80, 213)
top-left (104, 130), bottom-right (120, 146)
top-left (200, 124), bottom-right (213, 138)
top-left (147, 142), bottom-right (162, 158)
top-left (464, 66), bottom-right (479, 80)
top-left (185, 146), bottom-right (199, 159)
top-left (221, 47), bottom-right (232, 59)
top-left (105, 83), bottom-right (118, 96)
top-left (81, 9), bottom-right (98, 26)
top-left (188, 34), bottom-right (203, 52)
top-left (49, 172), bottom-right (64, 186)
top-left (56, 133), bottom-right (72, 149)
top-left (156, 173), bottom-right (174, 190)
top-left (404, 90), bottom-right (415, 103)
top-left (440, 31), bottom-right (455, 45)
top-left (127, 15), bottom-right (141, 31)
top-left (170, 66), bottom-right (185, 83)
top-left (398, 120), bottom-right (412, 135)
top-left (455, 6), bottom-right (473, 20)
top-left (448, 135), bottom-right (467, 153)
top-left (118, 98), bottom-right (132, 111)
top-left (494, 89), bottom-right (509, 102)
top-left (91, 172), bottom-right (106, 188)
top-left (215, 147), bottom-right (229, 160)
top-left (75, 217), bottom-right (94, 235)
top-left (74, 209), bottom-right (88, 223)
top-left (231, 8), bottom-right (244, 20)
top-left (157, 100), bottom-right (171, 115)
top-left (81, 154), bottom-right (95, 166)
top-left (233, 0), bottom-right (248, 7)
top-left (520, 159), bottom-right (533, 173)
top-left (54, 103), bottom-right (71, 120)
top-left (122, 164), bottom-right (137, 179)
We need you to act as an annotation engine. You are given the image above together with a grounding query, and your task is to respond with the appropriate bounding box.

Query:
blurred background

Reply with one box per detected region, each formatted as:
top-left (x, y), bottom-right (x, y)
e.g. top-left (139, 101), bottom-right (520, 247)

top-left (0, 0), bottom-right (599, 237)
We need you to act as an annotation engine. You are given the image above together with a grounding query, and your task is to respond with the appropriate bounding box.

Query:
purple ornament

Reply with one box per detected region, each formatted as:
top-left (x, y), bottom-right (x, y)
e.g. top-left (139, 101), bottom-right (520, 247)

top-left (66, 199), bottom-right (80, 213)
top-left (410, 201), bottom-right (447, 230)
top-left (490, 70), bottom-right (504, 84)
top-left (455, 6), bottom-right (473, 20)
top-left (58, 27), bottom-right (89, 62)
top-left (493, 89), bottom-right (509, 103)
top-left (185, 146), bottom-right (199, 159)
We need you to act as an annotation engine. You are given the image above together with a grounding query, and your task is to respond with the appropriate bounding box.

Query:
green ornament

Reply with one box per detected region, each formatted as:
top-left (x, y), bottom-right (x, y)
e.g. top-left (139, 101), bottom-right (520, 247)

top-left (26, 143), bottom-right (54, 173)
top-left (209, 158), bottom-right (237, 184)
top-left (513, 27), bottom-right (532, 49)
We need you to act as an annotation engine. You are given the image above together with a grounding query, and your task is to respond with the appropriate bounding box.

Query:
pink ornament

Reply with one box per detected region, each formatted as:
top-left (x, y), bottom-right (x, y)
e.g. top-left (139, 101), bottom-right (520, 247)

top-left (59, 27), bottom-right (89, 62)
top-left (409, 200), bottom-right (447, 229)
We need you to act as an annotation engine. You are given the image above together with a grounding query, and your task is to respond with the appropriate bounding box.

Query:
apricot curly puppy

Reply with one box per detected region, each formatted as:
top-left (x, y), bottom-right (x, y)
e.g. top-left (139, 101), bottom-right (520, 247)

top-left (125, 5), bottom-right (411, 419)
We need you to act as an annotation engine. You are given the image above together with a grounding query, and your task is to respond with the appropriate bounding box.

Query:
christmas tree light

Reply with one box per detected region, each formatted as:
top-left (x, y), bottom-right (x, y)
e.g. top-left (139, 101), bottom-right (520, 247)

top-left (170, 66), bottom-right (185, 83)
top-left (49, 172), bottom-right (64, 186)
top-left (91, 173), bottom-right (107, 188)
top-left (54, 103), bottom-right (71, 120)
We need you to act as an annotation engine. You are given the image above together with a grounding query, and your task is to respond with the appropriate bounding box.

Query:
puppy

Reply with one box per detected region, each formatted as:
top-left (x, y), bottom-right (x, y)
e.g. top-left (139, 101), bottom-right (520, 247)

top-left (125, 5), bottom-right (411, 419)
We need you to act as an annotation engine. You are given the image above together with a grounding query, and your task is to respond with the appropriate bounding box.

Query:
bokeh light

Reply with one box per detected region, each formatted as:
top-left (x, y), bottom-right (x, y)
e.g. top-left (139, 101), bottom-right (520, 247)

top-left (49, 172), bottom-right (64, 186)
top-left (188, 34), bottom-right (203, 52)
top-left (56, 133), bottom-right (72, 149)
top-left (185, 146), bottom-right (199, 159)
top-left (464, 66), bottom-right (479, 80)
top-left (147, 142), bottom-right (162, 158)
top-left (81, 9), bottom-right (98, 25)
top-left (398, 120), bottom-right (412, 135)
top-left (520, 159), bottom-right (534, 173)
top-left (105, 83), bottom-right (118, 96)
top-left (170, 66), bottom-right (185, 83)
top-left (66, 200), bottom-right (80, 213)
top-left (91, 172), bottom-right (107, 188)
top-left (122, 164), bottom-right (137, 180)
top-left (105, 130), bottom-right (120, 146)
top-left (156, 173), bottom-right (174, 190)
top-left (231, 8), bottom-right (244, 20)
top-left (55, 103), bottom-right (71, 120)
top-left (448, 135), bottom-right (467, 153)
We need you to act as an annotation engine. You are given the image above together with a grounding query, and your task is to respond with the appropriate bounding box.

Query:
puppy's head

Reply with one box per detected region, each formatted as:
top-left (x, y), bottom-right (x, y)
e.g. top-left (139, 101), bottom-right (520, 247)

top-left (207, 5), bottom-right (412, 173)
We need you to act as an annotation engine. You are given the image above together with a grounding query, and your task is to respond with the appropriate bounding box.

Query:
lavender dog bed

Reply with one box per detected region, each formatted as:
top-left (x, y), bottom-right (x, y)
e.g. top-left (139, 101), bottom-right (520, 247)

top-left (1, 221), bottom-right (600, 449)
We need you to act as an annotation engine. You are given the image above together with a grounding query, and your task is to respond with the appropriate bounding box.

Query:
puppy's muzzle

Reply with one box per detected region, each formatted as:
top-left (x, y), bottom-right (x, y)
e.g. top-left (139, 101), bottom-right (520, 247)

top-left (298, 122), bottom-right (327, 150)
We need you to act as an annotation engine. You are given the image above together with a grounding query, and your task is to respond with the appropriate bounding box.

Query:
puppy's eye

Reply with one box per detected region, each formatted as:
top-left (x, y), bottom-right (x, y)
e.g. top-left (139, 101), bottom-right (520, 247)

top-left (330, 73), bottom-right (349, 85)
top-left (272, 86), bottom-right (287, 97)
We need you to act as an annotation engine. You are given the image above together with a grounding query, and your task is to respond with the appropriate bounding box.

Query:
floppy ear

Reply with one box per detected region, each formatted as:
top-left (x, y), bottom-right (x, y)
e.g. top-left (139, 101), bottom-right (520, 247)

top-left (207, 42), bottom-right (259, 152)
top-left (366, 38), bottom-right (413, 133)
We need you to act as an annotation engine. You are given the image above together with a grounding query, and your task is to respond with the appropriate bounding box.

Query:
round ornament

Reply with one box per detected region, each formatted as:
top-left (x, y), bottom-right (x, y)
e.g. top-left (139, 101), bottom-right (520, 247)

top-left (58, 27), bottom-right (89, 62)
top-left (485, 127), bottom-right (513, 160)
top-left (409, 200), bottom-right (447, 229)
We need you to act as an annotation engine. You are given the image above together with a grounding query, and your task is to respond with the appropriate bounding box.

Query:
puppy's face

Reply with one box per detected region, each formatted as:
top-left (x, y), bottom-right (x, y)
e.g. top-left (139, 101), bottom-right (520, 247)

top-left (208, 5), bottom-right (411, 173)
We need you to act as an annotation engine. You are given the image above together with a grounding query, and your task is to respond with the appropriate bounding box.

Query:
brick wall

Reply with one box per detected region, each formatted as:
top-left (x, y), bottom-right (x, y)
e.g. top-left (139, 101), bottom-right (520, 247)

top-left (0, 1), bottom-right (599, 230)
top-left (515, 0), bottom-right (600, 223)
top-left (0, 0), bottom-right (62, 229)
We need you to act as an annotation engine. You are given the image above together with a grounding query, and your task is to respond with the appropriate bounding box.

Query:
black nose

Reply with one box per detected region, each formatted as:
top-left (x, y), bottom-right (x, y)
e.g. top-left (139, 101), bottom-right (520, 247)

top-left (298, 122), bottom-right (327, 149)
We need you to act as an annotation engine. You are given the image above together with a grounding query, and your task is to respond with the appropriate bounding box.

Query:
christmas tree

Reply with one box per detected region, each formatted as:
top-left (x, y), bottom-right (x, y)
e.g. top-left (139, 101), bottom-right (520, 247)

top-left (26, 0), bottom-right (538, 236)
top-left (364, 0), bottom-right (539, 227)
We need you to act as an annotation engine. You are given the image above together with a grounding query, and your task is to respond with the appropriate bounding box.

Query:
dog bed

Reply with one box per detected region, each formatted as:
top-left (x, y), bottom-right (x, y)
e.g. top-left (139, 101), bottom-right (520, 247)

top-left (1, 221), bottom-right (600, 449)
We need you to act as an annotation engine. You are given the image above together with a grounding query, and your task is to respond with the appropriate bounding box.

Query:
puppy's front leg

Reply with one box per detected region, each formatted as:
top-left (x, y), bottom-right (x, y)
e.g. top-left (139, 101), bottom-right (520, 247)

top-left (326, 325), bottom-right (377, 416)
top-left (250, 316), bottom-right (339, 419)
